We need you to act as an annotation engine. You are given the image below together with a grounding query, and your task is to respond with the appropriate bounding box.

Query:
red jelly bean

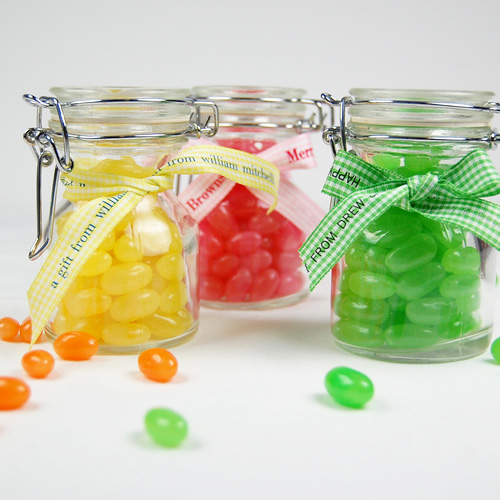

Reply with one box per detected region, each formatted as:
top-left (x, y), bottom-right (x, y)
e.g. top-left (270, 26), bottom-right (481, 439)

top-left (199, 225), bottom-right (224, 257)
top-left (275, 252), bottom-right (302, 272)
top-left (226, 185), bottom-right (259, 220)
top-left (276, 222), bottom-right (304, 252)
top-left (226, 231), bottom-right (263, 255)
top-left (21, 350), bottom-right (55, 379)
top-left (211, 254), bottom-right (240, 279)
top-left (240, 249), bottom-right (273, 273)
top-left (200, 275), bottom-right (224, 301)
top-left (0, 377), bottom-right (30, 410)
top-left (249, 269), bottom-right (280, 301)
top-left (0, 317), bottom-right (20, 341)
top-left (225, 268), bottom-right (253, 302)
top-left (206, 205), bottom-right (239, 239)
top-left (248, 209), bottom-right (284, 235)
top-left (275, 270), bottom-right (305, 297)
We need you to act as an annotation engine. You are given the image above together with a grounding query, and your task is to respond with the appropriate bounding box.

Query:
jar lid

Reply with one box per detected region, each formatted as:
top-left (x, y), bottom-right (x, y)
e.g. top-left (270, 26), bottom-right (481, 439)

top-left (48, 87), bottom-right (194, 138)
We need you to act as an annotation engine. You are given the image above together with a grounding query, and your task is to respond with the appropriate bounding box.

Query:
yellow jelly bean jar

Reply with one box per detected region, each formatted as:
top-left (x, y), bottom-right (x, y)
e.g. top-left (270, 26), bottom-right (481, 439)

top-left (318, 89), bottom-right (500, 363)
top-left (23, 87), bottom-right (219, 353)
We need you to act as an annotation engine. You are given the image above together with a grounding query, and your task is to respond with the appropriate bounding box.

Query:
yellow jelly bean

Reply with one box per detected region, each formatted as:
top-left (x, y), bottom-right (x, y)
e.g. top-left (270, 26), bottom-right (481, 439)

top-left (79, 250), bottom-right (113, 276)
top-left (100, 262), bottom-right (153, 295)
top-left (150, 272), bottom-right (168, 295)
top-left (109, 289), bottom-right (160, 323)
top-left (156, 254), bottom-right (185, 281)
top-left (99, 231), bottom-right (116, 252)
top-left (53, 304), bottom-right (71, 334)
top-left (142, 309), bottom-right (193, 340)
top-left (113, 234), bottom-right (143, 262)
top-left (55, 211), bottom-right (75, 235)
top-left (168, 222), bottom-right (183, 254)
top-left (115, 212), bottom-right (134, 233)
top-left (159, 282), bottom-right (188, 315)
top-left (101, 322), bottom-right (152, 346)
top-left (68, 314), bottom-right (108, 340)
top-left (93, 156), bottom-right (156, 178)
top-left (65, 288), bottom-right (112, 318)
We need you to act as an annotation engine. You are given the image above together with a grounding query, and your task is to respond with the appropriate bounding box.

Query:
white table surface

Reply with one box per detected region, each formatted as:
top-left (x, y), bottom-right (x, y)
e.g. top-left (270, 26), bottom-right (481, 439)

top-left (1, 229), bottom-right (500, 500)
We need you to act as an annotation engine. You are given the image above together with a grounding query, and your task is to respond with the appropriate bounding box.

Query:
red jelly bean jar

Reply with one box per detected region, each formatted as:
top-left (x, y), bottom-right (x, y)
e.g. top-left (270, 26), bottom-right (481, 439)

top-left (183, 86), bottom-right (327, 309)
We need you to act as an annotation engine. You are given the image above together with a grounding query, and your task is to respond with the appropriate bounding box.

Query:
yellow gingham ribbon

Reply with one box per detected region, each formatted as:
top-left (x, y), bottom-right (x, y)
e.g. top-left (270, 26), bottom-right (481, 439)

top-left (28, 145), bottom-right (280, 344)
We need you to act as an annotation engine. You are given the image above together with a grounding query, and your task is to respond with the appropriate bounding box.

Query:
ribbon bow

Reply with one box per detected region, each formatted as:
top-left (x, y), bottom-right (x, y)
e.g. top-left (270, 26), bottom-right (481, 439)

top-left (299, 149), bottom-right (500, 290)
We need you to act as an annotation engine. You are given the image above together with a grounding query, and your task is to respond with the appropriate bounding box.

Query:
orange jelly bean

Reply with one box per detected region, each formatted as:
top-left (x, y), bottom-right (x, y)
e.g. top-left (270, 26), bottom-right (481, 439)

top-left (0, 377), bottom-right (31, 410)
top-left (21, 350), bottom-right (55, 379)
top-left (19, 317), bottom-right (43, 344)
top-left (138, 348), bottom-right (178, 383)
top-left (0, 317), bottom-right (20, 341)
top-left (53, 331), bottom-right (99, 360)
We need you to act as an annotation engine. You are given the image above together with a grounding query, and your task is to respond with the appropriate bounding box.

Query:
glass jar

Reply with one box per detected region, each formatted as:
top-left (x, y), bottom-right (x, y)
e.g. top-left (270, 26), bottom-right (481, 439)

top-left (329, 88), bottom-right (498, 362)
top-left (188, 85), bottom-right (325, 309)
top-left (24, 87), bottom-right (206, 353)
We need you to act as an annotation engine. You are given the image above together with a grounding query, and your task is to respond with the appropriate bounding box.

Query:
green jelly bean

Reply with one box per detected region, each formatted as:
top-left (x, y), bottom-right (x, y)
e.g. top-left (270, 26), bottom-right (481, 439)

top-left (363, 207), bottom-right (422, 249)
top-left (421, 219), bottom-right (466, 249)
top-left (348, 271), bottom-right (396, 300)
top-left (324, 367), bottom-right (374, 409)
top-left (364, 245), bottom-right (389, 273)
top-left (439, 273), bottom-right (480, 299)
top-left (371, 153), bottom-right (402, 171)
top-left (454, 291), bottom-right (481, 313)
top-left (441, 246), bottom-right (480, 274)
top-left (490, 338), bottom-right (500, 363)
top-left (345, 243), bottom-right (367, 270)
top-left (406, 297), bottom-right (459, 325)
top-left (385, 323), bottom-right (441, 349)
top-left (437, 313), bottom-right (481, 340)
top-left (395, 262), bottom-right (446, 300)
top-left (385, 233), bottom-right (437, 274)
top-left (333, 319), bottom-right (384, 348)
top-left (338, 268), bottom-right (354, 293)
top-left (402, 155), bottom-right (440, 174)
top-left (144, 408), bottom-right (188, 448)
top-left (335, 294), bottom-right (390, 325)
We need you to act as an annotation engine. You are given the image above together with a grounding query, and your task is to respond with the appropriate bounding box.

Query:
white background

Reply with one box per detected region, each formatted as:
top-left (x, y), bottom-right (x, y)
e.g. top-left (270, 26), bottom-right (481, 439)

top-left (1, 1), bottom-right (500, 499)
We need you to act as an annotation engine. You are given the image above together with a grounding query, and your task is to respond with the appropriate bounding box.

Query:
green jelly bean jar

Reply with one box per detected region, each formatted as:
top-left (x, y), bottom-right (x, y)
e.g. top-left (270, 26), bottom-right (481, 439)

top-left (329, 89), bottom-right (498, 362)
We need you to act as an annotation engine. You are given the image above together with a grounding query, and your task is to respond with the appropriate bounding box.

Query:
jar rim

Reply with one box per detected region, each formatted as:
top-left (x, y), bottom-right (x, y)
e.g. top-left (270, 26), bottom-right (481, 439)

top-left (50, 86), bottom-right (191, 101)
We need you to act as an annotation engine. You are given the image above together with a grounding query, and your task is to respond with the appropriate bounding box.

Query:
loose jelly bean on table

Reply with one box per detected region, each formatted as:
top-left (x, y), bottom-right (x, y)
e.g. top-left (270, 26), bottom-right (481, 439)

top-left (324, 367), bottom-right (374, 409)
top-left (138, 348), bottom-right (178, 383)
top-left (53, 331), bottom-right (99, 360)
top-left (0, 317), bottom-right (20, 341)
top-left (21, 350), bottom-right (55, 379)
top-left (0, 377), bottom-right (31, 410)
top-left (144, 407), bottom-right (188, 448)
top-left (491, 338), bottom-right (500, 363)
top-left (19, 316), bottom-right (43, 344)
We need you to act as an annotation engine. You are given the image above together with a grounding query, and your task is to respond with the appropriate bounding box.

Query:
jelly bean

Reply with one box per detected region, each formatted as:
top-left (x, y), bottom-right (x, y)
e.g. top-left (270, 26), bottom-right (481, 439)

top-left (99, 231), bottom-right (115, 252)
top-left (200, 276), bottom-right (224, 301)
top-left (240, 249), bottom-right (273, 274)
top-left (364, 209), bottom-right (422, 248)
top-left (439, 273), bottom-right (480, 299)
top-left (0, 316), bottom-right (20, 341)
top-left (100, 262), bottom-right (153, 295)
top-left (275, 222), bottom-right (304, 252)
top-left (138, 348), bottom-right (178, 383)
top-left (421, 219), bottom-right (466, 249)
top-left (159, 282), bottom-right (188, 315)
top-left (324, 367), bottom-right (374, 409)
top-left (206, 205), bottom-right (239, 239)
top-left (110, 289), bottom-right (160, 322)
top-left (385, 233), bottom-right (437, 274)
top-left (19, 316), bottom-right (43, 343)
top-left (68, 314), bottom-right (107, 340)
top-left (21, 350), bottom-right (55, 379)
top-left (113, 234), bottom-right (143, 262)
top-left (94, 156), bottom-right (155, 178)
top-left (385, 324), bottom-right (441, 348)
top-left (406, 297), bottom-right (458, 325)
top-left (144, 407), bottom-right (188, 448)
top-left (79, 250), bottom-right (112, 277)
top-left (199, 225), bottom-right (224, 257)
top-left (53, 331), bottom-right (99, 360)
top-left (274, 270), bottom-right (304, 297)
top-left (0, 377), bottom-right (30, 410)
top-left (363, 245), bottom-right (389, 273)
top-left (348, 271), bottom-right (396, 300)
top-left (491, 337), bottom-right (500, 363)
top-left (395, 262), bottom-right (446, 300)
top-left (437, 313), bottom-right (480, 339)
top-left (344, 243), bottom-right (367, 270)
top-left (115, 212), bottom-right (134, 233)
top-left (225, 268), bottom-right (253, 302)
top-left (226, 184), bottom-right (258, 219)
top-left (335, 294), bottom-right (390, 325)
top-left (249, 269), bottom-right (280, 301)
top-left (332, 319), bottom-right (384, 348)
top-left (248, 209), bottom-right (284, 235)
top-left (454, 291), bottom-right (481, 313)
top-left (101, 322), bottom-right (152, 346)
top-left (149, 271), bottom-right (168, 295)
top-left (155, 254), bottom-right (185, 281)
top-left (65, 288), bottom-right (112, 318)
top-left (441, 246), bottom-right (480, 274)
top-left (226, 231), bottom-right (263, 255)
top-left (142, 309), bottom-right (193, 340)
top-left (211, 254), bottom-right (240, 279)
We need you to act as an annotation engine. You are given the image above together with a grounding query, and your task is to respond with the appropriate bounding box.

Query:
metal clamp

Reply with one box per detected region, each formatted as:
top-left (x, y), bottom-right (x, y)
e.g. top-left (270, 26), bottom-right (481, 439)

top-left (23, 93), bottom-right (219, 260)
top-left (321, 92), bottom-right (500, 157)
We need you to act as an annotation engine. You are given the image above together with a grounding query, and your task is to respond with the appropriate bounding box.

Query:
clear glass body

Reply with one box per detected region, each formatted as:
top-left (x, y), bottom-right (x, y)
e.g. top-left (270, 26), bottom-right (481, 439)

top-left (331, 89), bottom-right (497, 363)
top-left (46, 87), bottom-right (199, 354)
top-left (192, 86), bottom-right (312, 310)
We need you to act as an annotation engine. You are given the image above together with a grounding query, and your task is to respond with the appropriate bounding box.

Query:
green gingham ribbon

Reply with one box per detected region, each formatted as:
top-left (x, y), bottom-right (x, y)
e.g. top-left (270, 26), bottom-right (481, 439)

top-left (299, 149), bottom-right (500, 290)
